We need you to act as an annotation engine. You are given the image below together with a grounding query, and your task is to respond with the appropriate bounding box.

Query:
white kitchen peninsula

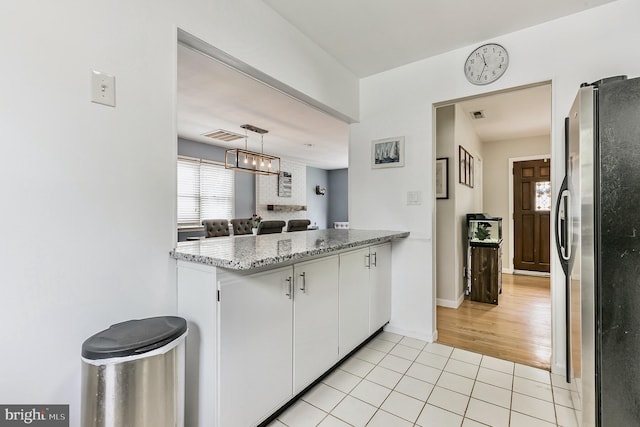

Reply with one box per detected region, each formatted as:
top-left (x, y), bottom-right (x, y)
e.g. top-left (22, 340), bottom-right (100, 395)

top-left (171, 229), bottom-right (409, 427)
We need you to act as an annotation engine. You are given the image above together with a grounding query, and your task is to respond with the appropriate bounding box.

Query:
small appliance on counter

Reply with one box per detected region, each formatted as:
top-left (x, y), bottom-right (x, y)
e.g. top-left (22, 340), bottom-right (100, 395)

top-left (465, 213), bottom-right (503, 304)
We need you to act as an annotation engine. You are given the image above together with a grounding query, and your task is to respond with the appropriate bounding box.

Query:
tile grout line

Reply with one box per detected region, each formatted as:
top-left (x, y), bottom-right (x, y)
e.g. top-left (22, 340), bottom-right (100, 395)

top-left (278, 335), bottom-right (568, 427)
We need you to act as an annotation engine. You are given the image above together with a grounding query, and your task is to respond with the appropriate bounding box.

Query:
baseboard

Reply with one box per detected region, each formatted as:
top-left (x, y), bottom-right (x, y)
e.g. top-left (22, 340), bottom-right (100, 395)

top-left (513, 269), bottom-right (551, 277)
top-left (502, 267), bottom-right (514, 274)
top-left (551, 361), bottom-right (566, 377)
top-left (436, 294), bottom-right (464, 309)
top-left (384, 323), bottom-right (436, 343)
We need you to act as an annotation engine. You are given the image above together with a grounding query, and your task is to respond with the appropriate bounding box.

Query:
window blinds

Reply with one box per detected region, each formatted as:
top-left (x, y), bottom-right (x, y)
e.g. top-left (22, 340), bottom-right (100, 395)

top-left (177, 156), bottom-right (234, 227)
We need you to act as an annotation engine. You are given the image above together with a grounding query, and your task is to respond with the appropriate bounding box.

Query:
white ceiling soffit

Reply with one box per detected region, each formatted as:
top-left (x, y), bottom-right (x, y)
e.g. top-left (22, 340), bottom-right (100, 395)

top-left (458, 84), bottom-right (552, 142)
top-left (264, 0), bottom-right (618, 77)
top-left (177, 43), bottom-right (350, 170)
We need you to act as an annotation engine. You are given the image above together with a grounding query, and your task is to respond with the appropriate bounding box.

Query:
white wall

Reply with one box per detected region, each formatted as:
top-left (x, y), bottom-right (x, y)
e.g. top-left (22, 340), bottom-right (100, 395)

top-left (0, 0), bottom-right (357, 424)
top-left (483, 135), bottom-right (551, 271)
top-left (351, 0), bottom-right (640, 373)
top-left (256, 159), bottom-right (307, 222)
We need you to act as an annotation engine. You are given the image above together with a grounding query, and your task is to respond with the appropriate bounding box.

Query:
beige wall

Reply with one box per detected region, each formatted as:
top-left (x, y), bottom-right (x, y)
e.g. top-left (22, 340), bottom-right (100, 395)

top-left (482, 135), bottom-right (551, 271)
top-left (435, 105), bottom-right (456, 304)
top-left (435, 104), bottom-right (484, 307)
top-left (453, 104), bottom-right (484, 302)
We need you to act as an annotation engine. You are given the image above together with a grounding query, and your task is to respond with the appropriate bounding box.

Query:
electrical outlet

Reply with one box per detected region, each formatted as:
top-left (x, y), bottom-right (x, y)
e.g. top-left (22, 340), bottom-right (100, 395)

top-left (91, 70), bottom-right (116, 107)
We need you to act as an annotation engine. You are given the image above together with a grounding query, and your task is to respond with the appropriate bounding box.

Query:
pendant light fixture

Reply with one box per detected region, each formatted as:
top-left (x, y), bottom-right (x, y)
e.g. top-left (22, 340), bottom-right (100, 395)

top-left (225, 124), bottom-right (281, 176)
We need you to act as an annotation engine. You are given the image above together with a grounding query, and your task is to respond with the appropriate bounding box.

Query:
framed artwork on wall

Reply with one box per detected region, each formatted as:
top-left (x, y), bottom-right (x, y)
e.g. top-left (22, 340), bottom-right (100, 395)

top-left (459, 145), bottom-right (467, 185)
top-left (458, 145), bottom-right (474, 188)
top-left (372, 136), bottom-right (404, 168)
top-left (436, 158), bottom-right (449, 199)
top-left (278, 171), bottom-right (292, 197)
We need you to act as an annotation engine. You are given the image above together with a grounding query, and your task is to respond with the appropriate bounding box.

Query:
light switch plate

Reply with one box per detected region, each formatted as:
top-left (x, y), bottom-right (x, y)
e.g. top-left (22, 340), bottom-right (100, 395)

top-left (407, 191), bottom-right (422, 205)
top-left (91, 70), bottom-right (116, 107)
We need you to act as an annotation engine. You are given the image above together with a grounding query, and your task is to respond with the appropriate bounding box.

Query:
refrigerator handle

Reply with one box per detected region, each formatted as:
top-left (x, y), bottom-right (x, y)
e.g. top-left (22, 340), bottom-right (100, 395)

top-left (554, 176), bottom-right (571, 268)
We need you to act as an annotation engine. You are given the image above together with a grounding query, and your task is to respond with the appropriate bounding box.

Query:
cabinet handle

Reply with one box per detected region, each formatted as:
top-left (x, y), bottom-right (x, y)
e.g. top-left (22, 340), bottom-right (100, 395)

top-left (299, 272), bottom-right (306, 293)
top-left (285, 276), bottom-right (293, 299)
top-left (371, 252), bottom-right (377, 267)
top-left (365, 253), bottom-right (371, 268)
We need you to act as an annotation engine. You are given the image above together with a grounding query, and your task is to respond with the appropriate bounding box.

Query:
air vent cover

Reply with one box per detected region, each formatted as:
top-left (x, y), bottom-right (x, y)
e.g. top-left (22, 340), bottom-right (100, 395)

top-left (471, 110), bottom-right (485, 120)
top-left (202, 129), bottom-right (244, 142)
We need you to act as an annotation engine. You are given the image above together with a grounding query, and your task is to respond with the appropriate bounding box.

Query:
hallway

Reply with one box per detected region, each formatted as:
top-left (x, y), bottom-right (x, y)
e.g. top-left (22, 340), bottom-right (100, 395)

top-left (437, 274), bottom-right (551, 370)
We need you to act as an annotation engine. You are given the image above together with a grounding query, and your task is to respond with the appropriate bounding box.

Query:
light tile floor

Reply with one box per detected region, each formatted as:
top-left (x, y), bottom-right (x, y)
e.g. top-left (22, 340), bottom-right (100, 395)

top-left (269, 332), bottom-right (581, 427)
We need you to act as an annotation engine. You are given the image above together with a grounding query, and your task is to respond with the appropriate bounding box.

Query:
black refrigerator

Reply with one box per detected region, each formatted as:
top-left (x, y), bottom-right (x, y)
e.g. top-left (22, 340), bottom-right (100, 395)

top-left (556, 75), bottom-right (640, 426)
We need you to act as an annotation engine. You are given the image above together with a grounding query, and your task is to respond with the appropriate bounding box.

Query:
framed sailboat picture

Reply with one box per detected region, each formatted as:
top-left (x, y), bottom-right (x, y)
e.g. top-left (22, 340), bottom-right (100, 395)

top-left (372, 136), bottom-right (404, 169)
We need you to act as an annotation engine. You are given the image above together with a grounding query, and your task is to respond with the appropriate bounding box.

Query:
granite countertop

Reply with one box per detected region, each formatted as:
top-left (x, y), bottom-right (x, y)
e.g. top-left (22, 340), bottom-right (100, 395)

top-left (171, 229), bottom-right (409, 270)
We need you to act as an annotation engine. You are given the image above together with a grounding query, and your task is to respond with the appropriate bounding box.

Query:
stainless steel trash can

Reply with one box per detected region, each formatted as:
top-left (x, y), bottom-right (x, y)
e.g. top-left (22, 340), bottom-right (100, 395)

top-left (81, 316), bottom-right (188, 427)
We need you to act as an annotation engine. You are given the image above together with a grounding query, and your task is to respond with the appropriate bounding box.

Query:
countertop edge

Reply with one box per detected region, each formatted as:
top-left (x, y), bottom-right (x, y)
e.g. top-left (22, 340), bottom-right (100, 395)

top-left (171, 230), bottom-right (409, 270)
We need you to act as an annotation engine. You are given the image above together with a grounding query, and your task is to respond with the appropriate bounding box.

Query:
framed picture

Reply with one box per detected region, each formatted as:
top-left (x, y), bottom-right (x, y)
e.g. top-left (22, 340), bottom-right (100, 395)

top-left (278, 171), bottom-right (292, 197)
top-left (459, 145), bottom-right (467, 184)
top-left (458, 145), bottom-right (474, 188)
top-left (372, 136), bottom-right (404, 169)
top-left (436, 158), bottom-right (449, 199)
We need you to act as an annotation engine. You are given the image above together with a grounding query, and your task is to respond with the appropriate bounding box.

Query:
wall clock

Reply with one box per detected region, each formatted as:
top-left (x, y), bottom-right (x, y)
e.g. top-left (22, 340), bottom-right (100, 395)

top-left (464, 43), bottom-right (509, 85)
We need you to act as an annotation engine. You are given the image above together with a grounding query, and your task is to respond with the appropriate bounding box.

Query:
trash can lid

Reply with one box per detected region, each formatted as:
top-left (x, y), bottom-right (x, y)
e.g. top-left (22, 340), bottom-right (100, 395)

top-left (82, 316), bottom-right (187, 360)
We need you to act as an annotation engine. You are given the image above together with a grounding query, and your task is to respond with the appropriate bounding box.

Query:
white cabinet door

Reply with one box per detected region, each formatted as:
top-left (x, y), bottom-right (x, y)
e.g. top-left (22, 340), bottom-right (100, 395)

top-left (369, 243), bottom-right (392, 333)
top-left (293, 256), bottom-right (339, 393)
top-left (218, 266), bottom-right (294, 427)
top-left (338, 247), bottom-right (371, 358)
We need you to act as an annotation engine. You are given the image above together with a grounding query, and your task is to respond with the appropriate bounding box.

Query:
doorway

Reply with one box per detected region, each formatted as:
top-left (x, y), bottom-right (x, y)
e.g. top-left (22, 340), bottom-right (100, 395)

top-left (434, 82), bottom-right (553, 369)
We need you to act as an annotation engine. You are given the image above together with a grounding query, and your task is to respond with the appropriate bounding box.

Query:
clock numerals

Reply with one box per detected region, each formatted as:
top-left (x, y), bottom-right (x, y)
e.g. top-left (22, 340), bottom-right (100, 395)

top-left (464, 43), bottom-right (509, 85)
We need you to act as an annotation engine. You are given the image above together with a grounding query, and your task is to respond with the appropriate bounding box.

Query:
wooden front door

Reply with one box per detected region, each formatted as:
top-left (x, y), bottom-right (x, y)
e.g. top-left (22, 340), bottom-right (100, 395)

top-left (513, 159), bottom-right (551, 272)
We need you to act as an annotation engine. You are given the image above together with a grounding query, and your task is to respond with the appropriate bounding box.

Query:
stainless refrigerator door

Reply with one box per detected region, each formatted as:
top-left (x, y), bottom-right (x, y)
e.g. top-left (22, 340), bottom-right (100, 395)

top-left (555, 117), bottom-right (571, 383)
top-left (568, 85), bottom-right (595, 427)
top-left (597, 77), bottom-right (640, 426)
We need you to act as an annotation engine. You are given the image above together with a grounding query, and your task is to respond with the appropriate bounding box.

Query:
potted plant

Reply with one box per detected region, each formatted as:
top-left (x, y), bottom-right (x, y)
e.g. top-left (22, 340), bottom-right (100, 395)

top-left (474, 221), bottom-right (492, 241)
top-left (251, 214), bottom-right (262, 235)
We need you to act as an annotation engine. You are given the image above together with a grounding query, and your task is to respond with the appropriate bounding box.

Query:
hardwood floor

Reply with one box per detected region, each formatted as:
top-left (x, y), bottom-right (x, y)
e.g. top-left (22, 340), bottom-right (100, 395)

top-left (436, 273), bottom-right (552, 370)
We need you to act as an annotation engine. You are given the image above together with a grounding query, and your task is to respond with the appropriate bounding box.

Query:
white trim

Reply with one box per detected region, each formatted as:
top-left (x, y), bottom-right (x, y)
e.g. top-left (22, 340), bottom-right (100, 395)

top-left (436, 293), bottom-right (464, 309)
top-left (177, 29), bottom-right (357, 124)
top-left (502, 267), bottom-right (514, 274)
top-left (551, 361), bottom-right (566, 377)
top-left (508, 154), bottom-right (551, 272)
top-left (384, 323), bottom-right (436, 343)
top-left (513, 269), bottom-right (551, 278)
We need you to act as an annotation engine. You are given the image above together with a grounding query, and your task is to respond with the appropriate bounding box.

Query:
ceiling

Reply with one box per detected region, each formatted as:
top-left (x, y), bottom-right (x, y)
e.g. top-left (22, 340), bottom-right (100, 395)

top-left (264, 0), bottom-right (616, 78)
top-left (457, 84), bottom-right (551, 142)
top-left (177, 45), bottom-right (350, 170)
top-left (178, 1), bottom-right (613, 169)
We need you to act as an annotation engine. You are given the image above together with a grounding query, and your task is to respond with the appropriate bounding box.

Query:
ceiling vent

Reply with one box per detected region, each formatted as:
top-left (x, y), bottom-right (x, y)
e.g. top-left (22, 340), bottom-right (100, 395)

top-left (202, 129), bottom-right (245, 142)
top-left (471, 110), bottom-right (485, 120)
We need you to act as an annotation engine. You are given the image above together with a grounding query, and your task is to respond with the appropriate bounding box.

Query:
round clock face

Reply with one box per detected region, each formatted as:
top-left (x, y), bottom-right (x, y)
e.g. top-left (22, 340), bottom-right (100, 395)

top-left (464, 43), bottom-right (509, 85)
